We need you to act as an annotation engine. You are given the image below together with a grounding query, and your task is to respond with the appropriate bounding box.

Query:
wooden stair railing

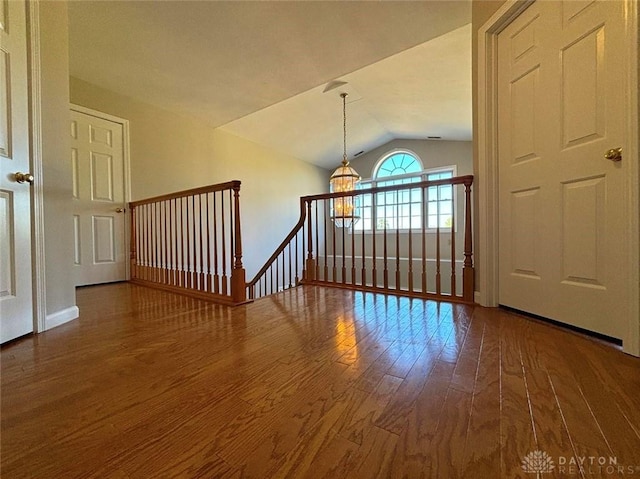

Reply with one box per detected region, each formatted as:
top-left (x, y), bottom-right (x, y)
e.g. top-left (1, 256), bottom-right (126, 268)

top-left (129, 180), bottom-right (247, 305)
top-left (248, 175), bottom-right (475, 303)
top-left (246, 199), bottom-right (308, 299)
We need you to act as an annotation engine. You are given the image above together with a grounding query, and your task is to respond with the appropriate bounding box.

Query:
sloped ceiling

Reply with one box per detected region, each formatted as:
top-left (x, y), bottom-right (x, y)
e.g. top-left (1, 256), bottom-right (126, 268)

top-left (68, 1), bottom-right (471, 168)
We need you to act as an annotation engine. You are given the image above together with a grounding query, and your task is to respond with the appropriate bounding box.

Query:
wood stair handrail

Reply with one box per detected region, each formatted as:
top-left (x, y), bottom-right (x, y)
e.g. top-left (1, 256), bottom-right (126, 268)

top-left (246, 198), bottom-right (307, 289)
top-left (130, 180), bottom-right (241, 207)
top-left (300, 175), bottom-right (474, 201)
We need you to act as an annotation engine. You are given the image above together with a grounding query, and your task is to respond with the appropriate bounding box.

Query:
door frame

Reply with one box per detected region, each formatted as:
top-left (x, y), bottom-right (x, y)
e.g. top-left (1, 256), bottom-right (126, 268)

top-left (476, 0), bottom-right (640, 355)
top-left (69, 104), bottom-right (132, 284)
top-left (27, 1), bottom-right (45, 333)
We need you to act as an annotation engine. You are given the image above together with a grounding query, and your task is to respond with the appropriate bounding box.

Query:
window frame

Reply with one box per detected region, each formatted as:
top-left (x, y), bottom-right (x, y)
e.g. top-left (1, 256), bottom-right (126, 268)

top-left (353, 161), bottom-right (458, 234)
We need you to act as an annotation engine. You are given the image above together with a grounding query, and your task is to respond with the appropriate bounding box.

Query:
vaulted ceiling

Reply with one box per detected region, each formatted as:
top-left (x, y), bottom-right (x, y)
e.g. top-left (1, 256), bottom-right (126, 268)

top-left (68, 1), bottom-right (472, 169)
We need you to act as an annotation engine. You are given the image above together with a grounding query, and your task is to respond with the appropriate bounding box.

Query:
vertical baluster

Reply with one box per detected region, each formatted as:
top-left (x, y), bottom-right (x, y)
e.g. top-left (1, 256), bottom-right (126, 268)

top-left (191, 195), bottom-right (197, 290)
top-left (341, 203), bottom-right (346, 284)
top-left (221, 190), bottom-right (227, 295)
top-left (141, 204), bottom-right (146, 280)
top-left (147, 203), bottom-right (152, 281)
top-left (302, 213), bottom-right (306, 281)
top-left (172, 200), bottom-right (176, 286)
top-left (185, 196), bottom-right (191, 288)
top-left (408, 187), bottom-right (414, 293)
top-left (351, 193), bottom-right (356, 286)
top-left (169, 201), bottom-right (173, 285)
top-left (153, 201), bottom-right (158, 283)
top-left (181, 197), bottom-right (187, 288)
top-left (436, 188), bottom-right (441, 297)
top-left (198, 194), bottom-right (204, 291)
top-left (372, 192), bottom-right (377, 288)
top-left (331, 206), bottom-right (336, 283)
top-left (137, 205), bottom-right (142, 280)
top-left (275, 247), bottom-right (279, 292)
top-left (156, 201), bottom-right (161, 284)
top-left (157, 201), bottom-right (162, 284)
top-left (288, 243), bottom-right (292, 288)
top-left (450, 184), bottom-right (456, 298)
top-left (162, 201), bottom-right (167, 285)
top-left (383, 195), bottom-right (388, 290)
top-left (173, 198), bottom-right (179, 287)
top-left (154, 201), bottom-right (159, 283)
top-left (463, 180), bottom-right (474, 302)
top-left (129, 206), bottom-right (138, 279)
top-left (306, 200), bottom-right (315, 281)
top-left (315, 200), bottom-right (319, 280)
top-left (270, 264), bottom-right (274, 295)
top-left (206, 192), bottom-right (212, 293)
top-left (323, 199), bottom-right (328, 281)
top-left (145, 203), bottom-right (150, 282)
top-left (166, 200), bottom-right (171, 285)
top-left (213, 192), bottom-right (219, 294)
top-left (395, 192), bottom-right (400, 291)
top-left (158, 202), bottom-right (163, 284)
top-left (169, 198), bottom-right (174, 286)
top-left (295, 229), bottom-right (299, 285)
top-left (361, 193), bottom-right (366, 287)
top-left (144, 203), bottom-right (149, 281)
top-left (421, 185), bottom-right (427, 294)
top-left (283, 248), bottom-right (287, 290)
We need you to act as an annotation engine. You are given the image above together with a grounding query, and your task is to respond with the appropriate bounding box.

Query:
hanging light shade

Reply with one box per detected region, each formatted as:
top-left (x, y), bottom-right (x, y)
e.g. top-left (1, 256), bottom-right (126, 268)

top-left (330, 92), bottom-right (360, 228)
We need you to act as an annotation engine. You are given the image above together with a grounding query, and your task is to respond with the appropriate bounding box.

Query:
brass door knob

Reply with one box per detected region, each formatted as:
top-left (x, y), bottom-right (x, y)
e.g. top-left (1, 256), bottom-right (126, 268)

top-left (15, 172), bottom-right (34, 184)
top-left (604, 147), bottom-right (622, 162)
top-left (116, 208), bottom-right (125, 213)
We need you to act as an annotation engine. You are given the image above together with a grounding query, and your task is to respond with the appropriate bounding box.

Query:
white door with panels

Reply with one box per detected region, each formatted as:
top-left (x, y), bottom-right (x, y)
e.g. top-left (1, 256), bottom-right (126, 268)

top-left (71, 109), bottom-right (127, 286)
top-left (498, 0), bottom-right (629, 339)
top-left (0, 0), bottom-right (33, 343)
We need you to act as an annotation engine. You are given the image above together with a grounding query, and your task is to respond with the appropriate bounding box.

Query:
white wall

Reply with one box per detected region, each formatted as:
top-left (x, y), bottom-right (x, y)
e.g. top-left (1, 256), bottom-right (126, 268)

top-left (69, 77), bottom-right (329, 278)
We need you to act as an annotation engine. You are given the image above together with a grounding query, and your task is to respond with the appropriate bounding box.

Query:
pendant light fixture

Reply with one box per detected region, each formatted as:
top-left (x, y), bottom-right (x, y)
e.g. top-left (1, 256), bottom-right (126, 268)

top-left (330, 92), bottom-right (360, 228)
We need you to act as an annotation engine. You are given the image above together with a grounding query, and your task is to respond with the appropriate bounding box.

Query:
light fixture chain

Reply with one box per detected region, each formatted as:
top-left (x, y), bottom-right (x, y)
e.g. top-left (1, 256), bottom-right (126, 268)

top-left (342, 93), bottom-right (348, 164)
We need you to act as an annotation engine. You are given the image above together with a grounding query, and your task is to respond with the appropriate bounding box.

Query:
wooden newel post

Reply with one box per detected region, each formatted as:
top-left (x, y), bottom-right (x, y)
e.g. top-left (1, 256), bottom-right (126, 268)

top-left (305, 199), bottom-right (316, 281)
top-left (130, 204), bottom-right (137, 280)
top-left (231, 182), bottom-right (247, 303)
top-left (462, 179), bottom-right (475, 302)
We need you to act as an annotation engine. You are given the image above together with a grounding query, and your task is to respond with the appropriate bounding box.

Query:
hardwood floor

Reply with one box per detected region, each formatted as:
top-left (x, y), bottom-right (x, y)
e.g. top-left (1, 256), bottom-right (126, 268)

top-left (2, 283), bottom-right (639, 478)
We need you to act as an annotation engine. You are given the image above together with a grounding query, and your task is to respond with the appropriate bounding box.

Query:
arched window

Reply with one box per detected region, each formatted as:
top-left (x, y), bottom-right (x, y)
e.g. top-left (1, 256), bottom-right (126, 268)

top-left (354, 150), bottom-right (456, 232)
top-left (374, 151), bottom-right (422, 178)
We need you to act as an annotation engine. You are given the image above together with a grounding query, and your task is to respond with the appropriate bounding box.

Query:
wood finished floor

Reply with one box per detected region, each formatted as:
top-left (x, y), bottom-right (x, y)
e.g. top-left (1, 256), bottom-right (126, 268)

top-left (1, 284), bottom-right (639, 479)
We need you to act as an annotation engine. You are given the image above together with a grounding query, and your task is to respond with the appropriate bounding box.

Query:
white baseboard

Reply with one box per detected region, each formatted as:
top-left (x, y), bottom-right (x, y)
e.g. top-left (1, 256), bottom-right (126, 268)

top-left (45, 306), bottom-right (79, 331)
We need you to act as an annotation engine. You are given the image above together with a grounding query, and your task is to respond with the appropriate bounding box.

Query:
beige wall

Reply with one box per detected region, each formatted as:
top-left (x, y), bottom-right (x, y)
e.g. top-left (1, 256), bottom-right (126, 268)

top-left (69, 77), bottom-right (329, 277)
top-left (39, 1), bottom-right (76, 319)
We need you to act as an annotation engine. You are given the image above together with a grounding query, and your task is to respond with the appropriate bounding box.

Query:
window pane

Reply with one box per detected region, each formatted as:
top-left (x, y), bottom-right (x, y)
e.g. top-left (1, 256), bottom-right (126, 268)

top-left (439, 185), bottom-right (452, 200)
top-left (440, 201), bottom-right (452, 215)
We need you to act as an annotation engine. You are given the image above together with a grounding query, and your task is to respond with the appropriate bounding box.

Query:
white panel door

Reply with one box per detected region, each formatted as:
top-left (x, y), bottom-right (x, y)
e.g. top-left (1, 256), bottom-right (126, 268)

top-left (70, 110), bottom-right (126, 286)
top-left (498, 0), bottom-right (629, 339)
top-left (0, 0), bottom-right (33, 343)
